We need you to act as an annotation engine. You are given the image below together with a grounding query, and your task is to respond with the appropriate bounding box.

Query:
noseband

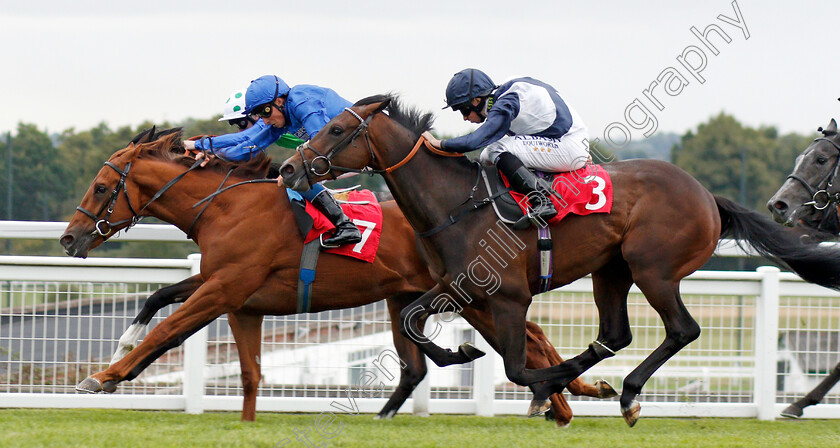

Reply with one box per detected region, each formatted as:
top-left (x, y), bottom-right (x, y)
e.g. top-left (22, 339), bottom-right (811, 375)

top-left (787, 137), bottom-right (840, 211)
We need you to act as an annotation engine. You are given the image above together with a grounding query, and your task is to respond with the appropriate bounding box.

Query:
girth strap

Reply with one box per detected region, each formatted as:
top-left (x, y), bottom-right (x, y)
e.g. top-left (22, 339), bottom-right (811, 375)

top-left (297, 239), bottom-right (321, 314)
top-left (537, 225), bottom-right (553, 293)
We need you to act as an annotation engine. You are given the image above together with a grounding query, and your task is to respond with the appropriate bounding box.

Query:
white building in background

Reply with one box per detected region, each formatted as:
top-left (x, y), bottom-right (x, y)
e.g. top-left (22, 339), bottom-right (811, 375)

top-left (143, 316), bottom-right (507, 390)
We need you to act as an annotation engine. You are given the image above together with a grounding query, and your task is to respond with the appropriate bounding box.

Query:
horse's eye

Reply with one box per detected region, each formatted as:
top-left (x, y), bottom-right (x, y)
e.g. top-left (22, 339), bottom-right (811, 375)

top-left (95, 185), bottom-right (107, 194)
top-left (817, 156), bottom-right (828, 165)
top-left (330, 126), bottom-right (343, 136)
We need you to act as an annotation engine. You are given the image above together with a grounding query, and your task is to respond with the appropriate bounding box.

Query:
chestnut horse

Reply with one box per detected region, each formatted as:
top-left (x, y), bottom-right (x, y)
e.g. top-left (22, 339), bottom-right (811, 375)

top-left (59, 127), bottom-right (613, 426)
top-left (279, 95), bottom-right (840, 426)
top-left (768, 118), bottom-right (840, 418)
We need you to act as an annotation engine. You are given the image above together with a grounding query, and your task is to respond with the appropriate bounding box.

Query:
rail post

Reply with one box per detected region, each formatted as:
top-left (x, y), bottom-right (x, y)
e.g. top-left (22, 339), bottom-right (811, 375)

top-left (183, 253), bottom-right (206, 414)
top-left (755, 266), bottom-right (780, 421)
top-left (473, 329), bottom-right (495, 416)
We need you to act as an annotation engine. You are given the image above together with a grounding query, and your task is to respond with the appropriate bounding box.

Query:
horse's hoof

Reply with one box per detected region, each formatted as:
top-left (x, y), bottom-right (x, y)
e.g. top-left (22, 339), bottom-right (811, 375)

top-left (528, 398), bottom-right (551, 417)
top-left (595, 379), bottom-right (618, 399)
top-left (621, 400), bottom-right (641, 427)
top-left (102, 380), bottom-right (118, 393)
top-left (76, 377), bottom-right (103, 393)
top-left (374, 409), bottom-right (396, 420)
top-left (780, 405), bottom-right (803, 419)
top-left (458, 342), bottom-right (486, 361)
top-left (556, 417), bottom-right (572, 429)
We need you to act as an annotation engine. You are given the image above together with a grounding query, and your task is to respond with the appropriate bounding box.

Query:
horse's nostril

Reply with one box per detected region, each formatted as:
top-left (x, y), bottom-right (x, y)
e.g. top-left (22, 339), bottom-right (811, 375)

top-left (773, 201), bottom-right (789, 211)
top-left (59, 234), bottom-right (74, 249)
top-left (281, 165), bottom-right (295, 176)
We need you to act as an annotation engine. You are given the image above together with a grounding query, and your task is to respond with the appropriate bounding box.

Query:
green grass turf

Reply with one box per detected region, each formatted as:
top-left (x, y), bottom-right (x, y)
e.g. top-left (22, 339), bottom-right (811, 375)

top-left (2, 410), bottom-right (840, 448)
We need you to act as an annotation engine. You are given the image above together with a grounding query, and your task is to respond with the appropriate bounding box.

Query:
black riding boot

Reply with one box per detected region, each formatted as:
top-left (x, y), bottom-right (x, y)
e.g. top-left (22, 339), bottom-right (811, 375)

top-left (496, 152), bottom-right (557, 228)
top-left (311, 190), bottom-right (362, 247)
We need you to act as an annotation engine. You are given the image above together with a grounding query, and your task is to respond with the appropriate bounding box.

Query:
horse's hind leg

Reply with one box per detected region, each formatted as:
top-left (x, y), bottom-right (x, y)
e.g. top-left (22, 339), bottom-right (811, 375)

top-left (110, 274), bottom-right (204, 365)
top-left (227, 311), bottom-right (264, 422)
top-left (398, 285), bottom-right (485, 367)
top-left (782, 362), bottom-right (840, 418)
top-left (459, 307), bottom-right (580, 426)
top-left (377, 293), bottom-right (428, 419)
top-left (619, 274), bottom-right (700, 427)
top-left (527, 321), bottom-right (618, 400)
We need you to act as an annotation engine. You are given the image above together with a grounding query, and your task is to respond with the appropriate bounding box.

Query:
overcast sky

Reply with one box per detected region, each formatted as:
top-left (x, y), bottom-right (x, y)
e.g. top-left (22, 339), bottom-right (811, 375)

top-left (1, 0), bottom-right (836, 147)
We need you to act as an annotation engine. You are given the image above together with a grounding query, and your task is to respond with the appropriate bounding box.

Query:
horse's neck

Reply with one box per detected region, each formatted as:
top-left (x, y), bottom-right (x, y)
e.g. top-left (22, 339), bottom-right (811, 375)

top-left (135, 160), bottom-right (287, 237)
top-left (377, 133), bottom-right (480, 235)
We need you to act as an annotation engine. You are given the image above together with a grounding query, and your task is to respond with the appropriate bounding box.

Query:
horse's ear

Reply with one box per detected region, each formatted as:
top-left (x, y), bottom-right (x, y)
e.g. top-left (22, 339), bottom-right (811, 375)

top-left (133, 126), bottom-right (156, 144)
top-left (373, 97), bottom-right (391, 115)
top-left (822, 119), bottom-right (838, 136)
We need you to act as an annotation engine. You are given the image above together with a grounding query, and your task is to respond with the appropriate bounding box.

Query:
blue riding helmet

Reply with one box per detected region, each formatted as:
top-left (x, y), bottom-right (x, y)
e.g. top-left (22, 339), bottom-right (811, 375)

top-left (244, 75), bottom-right (291, 115)
top-left (443, 68), bottom-right (495, 110)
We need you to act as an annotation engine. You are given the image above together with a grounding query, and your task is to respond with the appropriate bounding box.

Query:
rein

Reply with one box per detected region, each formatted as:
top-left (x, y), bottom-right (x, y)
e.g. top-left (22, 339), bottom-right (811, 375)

top-left (296, 107), bottom-right (464, 180)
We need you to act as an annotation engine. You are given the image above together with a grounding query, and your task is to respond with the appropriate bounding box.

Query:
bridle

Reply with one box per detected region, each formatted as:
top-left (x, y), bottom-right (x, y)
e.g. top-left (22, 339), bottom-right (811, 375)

top-left (295, 107), bottom-right (377, 181)
top-left (295, 106), bottom-right (463, 182)
top-left (782, 137), bottom-right (840, 234)
top-left (75, 161), bottom-right (140, 237)
top-left (76, 156), bottom-right (204, 238)
top-left (787, 137), bottom-right (840, 211)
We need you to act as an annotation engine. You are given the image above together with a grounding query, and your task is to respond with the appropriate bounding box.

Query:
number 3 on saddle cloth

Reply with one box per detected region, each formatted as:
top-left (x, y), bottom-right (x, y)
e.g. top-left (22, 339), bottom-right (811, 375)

top-left (498, 164), bottom-right (614, 224)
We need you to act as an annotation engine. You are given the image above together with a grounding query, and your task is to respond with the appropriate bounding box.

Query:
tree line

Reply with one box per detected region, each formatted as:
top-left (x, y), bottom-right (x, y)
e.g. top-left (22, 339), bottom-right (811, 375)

top-left (0, 111), bottom-right (817, 256)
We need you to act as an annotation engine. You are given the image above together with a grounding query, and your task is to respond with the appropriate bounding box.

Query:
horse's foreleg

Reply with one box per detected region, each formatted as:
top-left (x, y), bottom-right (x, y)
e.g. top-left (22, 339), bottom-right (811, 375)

top-left (397, 285), bottom-right (484, 367)
top-left (782, 362), bottom-right (840, 418)
top-left (619, 275), bottom-right (700, 427)
top-left (110, 274), bottom-right (204, 365)
top-left (377, 293), bottom-right (427, 419)
top-left (77, 280), bottom-right (243, 393)
top-left (227, 311), bottom-right (264, 422)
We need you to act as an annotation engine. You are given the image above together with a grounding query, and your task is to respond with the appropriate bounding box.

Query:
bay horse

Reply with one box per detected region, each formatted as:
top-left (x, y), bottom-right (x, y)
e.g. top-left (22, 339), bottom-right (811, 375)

top-left (59, 127), bottom-right (614, 426)
top-left (279, 95), bottom-right (840, 426)
top-left (768, 118), bottom-right (840, 418)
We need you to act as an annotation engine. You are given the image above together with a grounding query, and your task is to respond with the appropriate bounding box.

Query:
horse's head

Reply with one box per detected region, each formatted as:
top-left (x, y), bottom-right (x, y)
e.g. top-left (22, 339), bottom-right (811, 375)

top-left (59, 127), bottom-right (183, 257)
top-left (280, 97), bottom-right (393, 192)
top-left (768, 118), bottom-right (840, 235)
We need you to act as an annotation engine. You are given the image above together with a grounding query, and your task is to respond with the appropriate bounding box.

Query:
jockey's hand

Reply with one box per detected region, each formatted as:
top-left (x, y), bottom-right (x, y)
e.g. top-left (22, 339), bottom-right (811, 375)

top-left (194, 151), bottom-right (215, 167)
top-left (182, 140), bottom-right (196, 152)
top-left (276, 175), bottom-right (284, 187)
top-left (422, 131), bottom-right (441, 149)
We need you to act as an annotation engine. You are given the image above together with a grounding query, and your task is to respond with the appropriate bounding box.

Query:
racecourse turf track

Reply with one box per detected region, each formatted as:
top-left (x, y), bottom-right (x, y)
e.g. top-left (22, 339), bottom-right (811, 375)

top-left (2, 409), bottom-right (840, 447)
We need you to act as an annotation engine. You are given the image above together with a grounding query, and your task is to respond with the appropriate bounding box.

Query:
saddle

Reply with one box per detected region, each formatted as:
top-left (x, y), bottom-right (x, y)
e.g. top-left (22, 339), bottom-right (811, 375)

top-left (483, 164), bottom-right (614, 228)
top-left (481, 166), bottom-right (557, 230)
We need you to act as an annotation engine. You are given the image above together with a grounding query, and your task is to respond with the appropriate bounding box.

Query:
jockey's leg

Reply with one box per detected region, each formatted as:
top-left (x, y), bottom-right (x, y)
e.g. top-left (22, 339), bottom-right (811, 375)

top-left (304, 183), bottom-right (362, 246)
top-left (494, 150), bottom-right (557, 227)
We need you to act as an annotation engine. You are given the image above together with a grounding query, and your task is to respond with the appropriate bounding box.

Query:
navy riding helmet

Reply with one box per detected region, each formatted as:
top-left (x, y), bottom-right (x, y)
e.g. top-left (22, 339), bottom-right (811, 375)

top-left (443, 68), bottom-right (496, 110)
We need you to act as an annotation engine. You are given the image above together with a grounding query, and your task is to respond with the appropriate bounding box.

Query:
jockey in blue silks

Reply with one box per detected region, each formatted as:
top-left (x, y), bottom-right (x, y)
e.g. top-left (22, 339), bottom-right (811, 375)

top-left (423, 68), bottom-right (592, 228)
top-left (183, 75), bottom-right (361, 246)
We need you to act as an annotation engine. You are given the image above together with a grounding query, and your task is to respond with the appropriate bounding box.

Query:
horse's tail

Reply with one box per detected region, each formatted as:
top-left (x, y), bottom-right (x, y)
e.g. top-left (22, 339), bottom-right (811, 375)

top-left (715, 195), bottom-right (840, 290)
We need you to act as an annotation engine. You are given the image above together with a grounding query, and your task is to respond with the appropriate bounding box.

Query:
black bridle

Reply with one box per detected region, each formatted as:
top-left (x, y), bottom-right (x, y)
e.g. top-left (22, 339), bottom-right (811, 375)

top-left (787, 137), bottom-right (840, 211)
top-left (75, 161), bottom-right (140, 237)
top-left (783, 137), bottom-right (840, 233)
top-left (76, 157), bottom-right (204, 238)
top-left (295, 107), bottom-right (380, 182)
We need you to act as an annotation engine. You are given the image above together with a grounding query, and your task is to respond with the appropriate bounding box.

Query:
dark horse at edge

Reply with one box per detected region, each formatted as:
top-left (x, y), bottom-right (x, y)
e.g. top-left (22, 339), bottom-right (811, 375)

top-left (768, 117), bottom-right (840, 418)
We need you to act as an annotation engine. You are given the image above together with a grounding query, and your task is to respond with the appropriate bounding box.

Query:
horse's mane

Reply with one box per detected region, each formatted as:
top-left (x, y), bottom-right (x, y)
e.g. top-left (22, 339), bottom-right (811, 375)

top-left (354, 94), bottom-right (435, 137)
top-left (133, 127), bottom-right (272, 180)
